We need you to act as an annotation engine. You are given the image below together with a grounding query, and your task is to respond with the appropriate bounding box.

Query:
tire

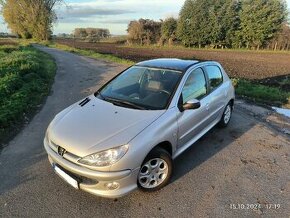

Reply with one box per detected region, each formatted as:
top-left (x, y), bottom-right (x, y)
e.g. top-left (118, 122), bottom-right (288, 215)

top-left (137, 147), bottom-right (173, 192)
top-left (218, 103), bottom-right (232, 128)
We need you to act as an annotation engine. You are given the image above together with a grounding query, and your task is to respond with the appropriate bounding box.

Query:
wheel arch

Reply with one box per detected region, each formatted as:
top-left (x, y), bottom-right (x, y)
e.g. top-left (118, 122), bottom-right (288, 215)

top-left (152, 141), bottom-right (173, 156)
top-left (229, 98), bottom-right (234, 107)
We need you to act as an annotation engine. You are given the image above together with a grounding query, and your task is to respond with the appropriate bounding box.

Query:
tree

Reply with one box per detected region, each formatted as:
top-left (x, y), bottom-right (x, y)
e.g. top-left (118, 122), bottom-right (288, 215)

top-left (268, 23), bottom-right (290, 50)
top-left (208, 0), bottom-right (241, 48)
top-left (0, 0), bottom-right (62, 40)
top-left (127, 20), bottom-right (144, 44)
top-left (73, 28), bottom-right (110, 42)
top-left (74, 28), bottom-right (88, 38)
top-left (177, 0), bottom-right (212, 47)
top-left (161, 17), bottom-right (177, 45)
top-left (127, 19), bottom-right (162, 45)
top-left (238, 0), bottom-right (288, 49)
top-left (177, 0), bottom-right (196, 46)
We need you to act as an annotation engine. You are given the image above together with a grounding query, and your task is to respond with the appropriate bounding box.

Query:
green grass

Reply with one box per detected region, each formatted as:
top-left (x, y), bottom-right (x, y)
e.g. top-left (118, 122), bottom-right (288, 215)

top-left (0, 44), bottom-right (56, 143)
top-left (233, 79), bottom-right (290, 107)
top-left (36, 40), bottom-right (290, 108)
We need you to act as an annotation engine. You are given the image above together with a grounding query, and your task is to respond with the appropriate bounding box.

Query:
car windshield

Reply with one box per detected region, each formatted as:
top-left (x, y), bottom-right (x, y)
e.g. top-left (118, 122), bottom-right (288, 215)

top-left (96, 66), bottom-right (182, 110)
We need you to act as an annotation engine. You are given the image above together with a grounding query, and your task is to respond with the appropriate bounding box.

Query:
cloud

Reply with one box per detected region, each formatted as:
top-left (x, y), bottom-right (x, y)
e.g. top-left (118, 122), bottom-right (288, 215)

top-left (60, 7), bottom-right (133, 18)
top-left (100, 18), bottom-right (132, 24)
top-left (54, 0), bottom-right (185, 34)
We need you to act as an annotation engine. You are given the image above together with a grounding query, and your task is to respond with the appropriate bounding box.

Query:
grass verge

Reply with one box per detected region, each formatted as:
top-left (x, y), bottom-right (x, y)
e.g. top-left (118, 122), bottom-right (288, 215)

top-left (45, 42), bottom-right (135, 65)
top-left (232, 79), bottom-right (290, 108)
top-left (0, 44), bottom-right (56, 145)
top-left (42, 41), bottom-right (290, 108)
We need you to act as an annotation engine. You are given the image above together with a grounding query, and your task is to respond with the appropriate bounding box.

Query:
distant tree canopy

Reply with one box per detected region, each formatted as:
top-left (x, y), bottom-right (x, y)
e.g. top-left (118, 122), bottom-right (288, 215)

top-left (128, 0), bottom-right (289, 50)
top-left (237, 0), bottom-right (288, 49)
top-left (127, 19), bottom-right (162, 45)
top-left (73, 28), bottom-right (110, 42)
top-left (0, 0), bottom-right (62, 40)
top-left (178, 0), bottom-right (287, 49)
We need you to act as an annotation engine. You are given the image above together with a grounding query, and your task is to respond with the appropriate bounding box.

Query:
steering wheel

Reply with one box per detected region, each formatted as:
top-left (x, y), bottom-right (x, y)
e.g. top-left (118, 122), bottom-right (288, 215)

top-left (159, 90), bottom-right (171, 96)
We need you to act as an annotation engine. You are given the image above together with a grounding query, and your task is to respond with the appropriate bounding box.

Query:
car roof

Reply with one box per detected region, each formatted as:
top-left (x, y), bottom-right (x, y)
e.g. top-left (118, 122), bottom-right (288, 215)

top-left (135, 58), bottom-right (200, 72)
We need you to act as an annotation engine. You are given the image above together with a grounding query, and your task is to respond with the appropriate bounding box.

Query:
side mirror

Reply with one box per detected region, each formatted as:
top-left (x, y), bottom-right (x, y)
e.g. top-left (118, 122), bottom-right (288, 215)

top-left (182, 99), bottom-right (201, 111)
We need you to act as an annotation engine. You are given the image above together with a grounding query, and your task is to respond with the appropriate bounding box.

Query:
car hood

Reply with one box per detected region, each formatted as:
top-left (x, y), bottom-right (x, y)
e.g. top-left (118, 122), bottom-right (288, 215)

top-left (48, 96), bottom-right (165, 157)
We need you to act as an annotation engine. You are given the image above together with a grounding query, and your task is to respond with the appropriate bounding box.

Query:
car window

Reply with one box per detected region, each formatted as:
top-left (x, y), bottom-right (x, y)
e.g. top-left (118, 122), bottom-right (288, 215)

top-left (99, 66), bottom-right (182, 110)
top-left (181, 68), bottom-right (207, 103)
top-left (111, 67), bottom-right (144, 91)
top-left (205, 65), bottom-right (223, 91)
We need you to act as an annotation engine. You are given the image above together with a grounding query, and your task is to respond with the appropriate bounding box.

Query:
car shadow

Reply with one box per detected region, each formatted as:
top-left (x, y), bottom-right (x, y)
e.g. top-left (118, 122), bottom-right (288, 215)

top-left (170, 109), bottom-right (256, 184)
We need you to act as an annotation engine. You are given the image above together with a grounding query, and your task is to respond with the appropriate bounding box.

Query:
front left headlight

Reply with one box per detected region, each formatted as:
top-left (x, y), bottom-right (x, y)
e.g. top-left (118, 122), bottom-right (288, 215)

top-left (78, 145), bottom-right (129, 167)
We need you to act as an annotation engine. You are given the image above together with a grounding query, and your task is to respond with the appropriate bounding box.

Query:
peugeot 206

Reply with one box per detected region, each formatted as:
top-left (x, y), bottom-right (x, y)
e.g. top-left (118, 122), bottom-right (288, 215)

top-left (44, 58), bottom-right (235, 198)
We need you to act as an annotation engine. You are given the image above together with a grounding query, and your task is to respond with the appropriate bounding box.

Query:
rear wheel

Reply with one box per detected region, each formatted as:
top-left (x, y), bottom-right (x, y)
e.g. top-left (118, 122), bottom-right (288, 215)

top-left (218, 103), bottom-right (232, 127)
top-left (138, 148), bottom-right (173, 191)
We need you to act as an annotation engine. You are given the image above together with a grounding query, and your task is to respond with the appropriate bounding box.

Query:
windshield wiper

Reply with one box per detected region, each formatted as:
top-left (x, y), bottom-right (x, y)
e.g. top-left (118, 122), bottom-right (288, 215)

top-left (105, 97), bottom-right (147, 110)
top-left (95, 90), bottom-right (105, 99)
top-left (95, 92), bottom-right (147, 110)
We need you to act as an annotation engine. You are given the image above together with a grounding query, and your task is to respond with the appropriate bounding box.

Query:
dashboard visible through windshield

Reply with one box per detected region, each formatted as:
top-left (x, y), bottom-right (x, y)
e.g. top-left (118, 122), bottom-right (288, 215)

top-left (96, 66), bottom-right (182, 110)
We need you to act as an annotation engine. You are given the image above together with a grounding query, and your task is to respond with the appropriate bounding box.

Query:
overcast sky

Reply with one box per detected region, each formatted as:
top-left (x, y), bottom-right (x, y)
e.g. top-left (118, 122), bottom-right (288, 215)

top-left (1, 0), bottom-right (290, 35)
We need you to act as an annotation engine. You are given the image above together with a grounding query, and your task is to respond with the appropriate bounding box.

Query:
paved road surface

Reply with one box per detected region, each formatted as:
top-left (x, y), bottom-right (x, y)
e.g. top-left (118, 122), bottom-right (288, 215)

top-left (0, 46), bottom-right (289, 217)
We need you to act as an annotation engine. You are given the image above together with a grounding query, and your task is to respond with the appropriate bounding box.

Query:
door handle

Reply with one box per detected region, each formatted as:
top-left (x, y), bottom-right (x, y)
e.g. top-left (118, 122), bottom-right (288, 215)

top-left (206, 103), bottom-right (210, 110)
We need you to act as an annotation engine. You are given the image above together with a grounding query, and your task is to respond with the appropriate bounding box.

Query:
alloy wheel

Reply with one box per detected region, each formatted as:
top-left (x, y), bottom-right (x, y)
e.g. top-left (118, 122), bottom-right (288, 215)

top-left (138, 158), bottom-right (169, 189)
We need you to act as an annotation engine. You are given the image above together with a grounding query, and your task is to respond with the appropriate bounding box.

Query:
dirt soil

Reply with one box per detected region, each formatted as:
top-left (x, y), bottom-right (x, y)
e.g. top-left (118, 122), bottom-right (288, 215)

top-left (56, 39), bottom-right (290, 81)
top-left (0, 39), bottom-right (18, 46)
top-left (0, 45), bottom-right (290, 217)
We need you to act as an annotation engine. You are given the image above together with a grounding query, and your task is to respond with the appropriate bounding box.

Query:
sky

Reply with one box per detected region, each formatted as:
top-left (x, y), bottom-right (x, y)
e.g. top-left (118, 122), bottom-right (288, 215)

top-left (0, 0), bottom-right (290, 35)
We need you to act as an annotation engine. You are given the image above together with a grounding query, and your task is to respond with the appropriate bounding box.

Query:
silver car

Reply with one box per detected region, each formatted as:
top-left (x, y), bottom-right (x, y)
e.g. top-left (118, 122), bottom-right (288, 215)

top-left (44, 58), bottom-right (235, 198)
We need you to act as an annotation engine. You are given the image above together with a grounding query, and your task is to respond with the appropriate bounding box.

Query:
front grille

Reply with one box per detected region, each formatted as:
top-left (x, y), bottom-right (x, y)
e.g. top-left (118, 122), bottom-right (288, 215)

top-left (49, 140), bottom-right (58, 152)
top-left (49, 140), bottom-right (80, 163)
top-left (48, 141), bottom-right (98, 185)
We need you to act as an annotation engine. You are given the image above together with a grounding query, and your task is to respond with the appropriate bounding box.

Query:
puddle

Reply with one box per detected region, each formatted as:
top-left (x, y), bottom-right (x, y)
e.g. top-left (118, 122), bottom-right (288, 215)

top-left (272, 107), bottom-right (290, 118)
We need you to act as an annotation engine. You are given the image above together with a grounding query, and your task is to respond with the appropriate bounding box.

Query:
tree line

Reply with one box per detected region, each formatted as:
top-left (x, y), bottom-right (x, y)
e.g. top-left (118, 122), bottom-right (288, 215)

top-left (73, 28), bottom-right (110, 42)
top-left (127, 0), bottom-right (289, 50)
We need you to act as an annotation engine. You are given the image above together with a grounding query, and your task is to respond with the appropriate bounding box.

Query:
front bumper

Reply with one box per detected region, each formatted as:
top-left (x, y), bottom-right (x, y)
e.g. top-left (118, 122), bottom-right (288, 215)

top-left (44, 140), bottom-right (138, 198)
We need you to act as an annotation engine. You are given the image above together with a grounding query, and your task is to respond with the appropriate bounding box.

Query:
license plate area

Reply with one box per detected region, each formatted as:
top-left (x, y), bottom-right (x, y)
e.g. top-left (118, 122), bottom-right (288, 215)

top-left (53, 164), bottom-right (79, 189)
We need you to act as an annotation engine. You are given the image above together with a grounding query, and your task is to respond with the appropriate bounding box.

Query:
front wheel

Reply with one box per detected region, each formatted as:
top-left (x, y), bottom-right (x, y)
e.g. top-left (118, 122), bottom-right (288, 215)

top-left (137, 148), bottom-right (173, 192)
top-left (218, 103), bottom-right (232, 127)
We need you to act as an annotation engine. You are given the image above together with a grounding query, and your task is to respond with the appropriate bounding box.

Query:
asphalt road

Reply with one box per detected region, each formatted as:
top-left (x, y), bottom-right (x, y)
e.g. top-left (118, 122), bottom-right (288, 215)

top-left (0, 46), bottom-right (290, 218)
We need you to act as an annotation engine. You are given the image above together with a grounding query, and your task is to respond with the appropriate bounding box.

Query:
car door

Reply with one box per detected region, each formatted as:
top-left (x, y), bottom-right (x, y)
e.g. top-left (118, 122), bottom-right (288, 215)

top-left (203, 65), bottom-right (226, 123)
top-left (176, 67), bottom-right (211, 148)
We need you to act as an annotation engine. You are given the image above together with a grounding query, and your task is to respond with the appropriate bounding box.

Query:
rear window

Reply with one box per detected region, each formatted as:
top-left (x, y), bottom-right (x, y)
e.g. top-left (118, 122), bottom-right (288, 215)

top-left (205, 66), bottom-right (223, 91)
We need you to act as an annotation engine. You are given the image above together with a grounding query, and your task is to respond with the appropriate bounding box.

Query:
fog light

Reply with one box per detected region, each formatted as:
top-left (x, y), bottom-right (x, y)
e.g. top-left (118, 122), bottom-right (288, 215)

top-left (105, 182), bottom-right (120, 190)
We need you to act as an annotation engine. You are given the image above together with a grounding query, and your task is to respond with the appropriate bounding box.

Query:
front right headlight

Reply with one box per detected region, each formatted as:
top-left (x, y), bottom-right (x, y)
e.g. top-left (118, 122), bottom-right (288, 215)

top-left (78, 145), bottom-right (129, 167)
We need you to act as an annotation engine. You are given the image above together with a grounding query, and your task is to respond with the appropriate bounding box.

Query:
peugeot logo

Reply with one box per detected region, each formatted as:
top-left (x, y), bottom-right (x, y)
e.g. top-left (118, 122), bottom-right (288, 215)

top-left (58, 146), bottom-right (66, 156)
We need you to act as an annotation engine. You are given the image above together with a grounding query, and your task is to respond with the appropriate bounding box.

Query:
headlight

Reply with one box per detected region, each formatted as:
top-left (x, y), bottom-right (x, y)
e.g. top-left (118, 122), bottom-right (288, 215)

top-left (78, 145), bottom-right (129, 167)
